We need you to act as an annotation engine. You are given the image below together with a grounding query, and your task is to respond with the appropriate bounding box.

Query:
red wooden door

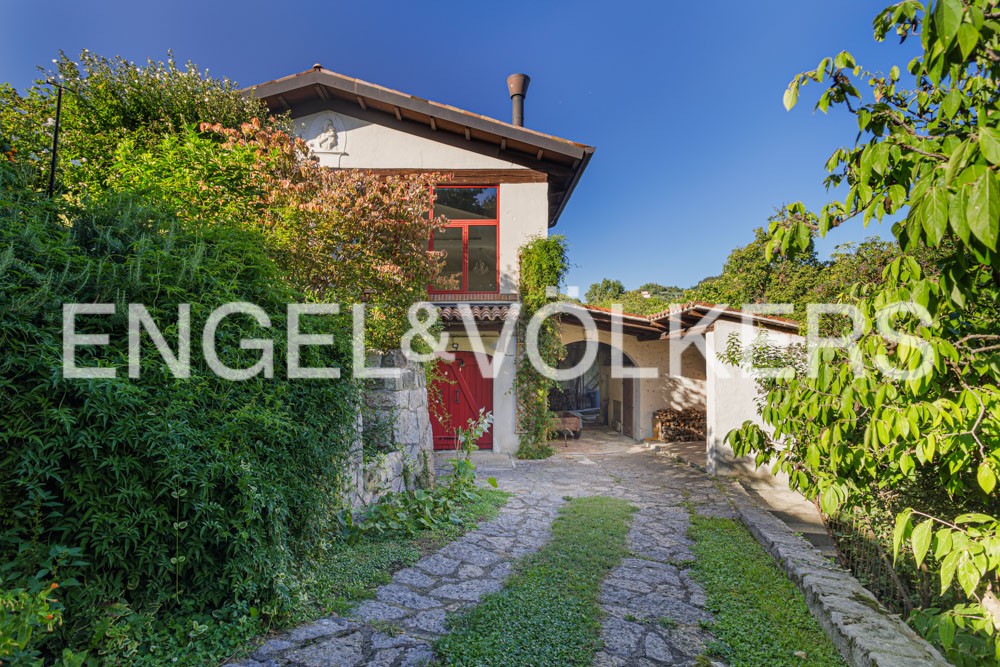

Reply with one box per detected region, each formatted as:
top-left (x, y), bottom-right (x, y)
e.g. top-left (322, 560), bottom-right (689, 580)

top-left (429, 351), bottom-right (494, 450)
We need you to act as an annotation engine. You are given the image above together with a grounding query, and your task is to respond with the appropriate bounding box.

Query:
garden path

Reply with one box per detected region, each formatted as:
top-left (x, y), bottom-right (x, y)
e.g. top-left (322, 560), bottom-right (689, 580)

top-left (228, 428), bottom-right (729, 666)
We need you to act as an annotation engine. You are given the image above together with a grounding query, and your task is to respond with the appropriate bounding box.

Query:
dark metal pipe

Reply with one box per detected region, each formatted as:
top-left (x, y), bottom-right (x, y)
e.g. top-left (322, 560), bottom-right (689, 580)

top-left (47, 84), bottom-right (63, 197)
top-left (506, 73), bottom-right (530, 127)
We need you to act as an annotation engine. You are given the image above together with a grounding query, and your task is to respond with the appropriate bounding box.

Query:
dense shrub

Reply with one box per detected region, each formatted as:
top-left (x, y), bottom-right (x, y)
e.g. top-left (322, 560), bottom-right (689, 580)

top-left (0, 157), bottom-right (359, 660)
top-left (0, 48), bottom-right (450, 662)
top-left (730, 0), bottom-right (1000, 661)
top-left (0, 51), bottom-right (275, 194)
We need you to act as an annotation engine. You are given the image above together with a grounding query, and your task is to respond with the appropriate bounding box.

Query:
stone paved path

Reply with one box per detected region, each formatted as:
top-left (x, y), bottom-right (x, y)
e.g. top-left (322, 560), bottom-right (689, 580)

top-left (230, 429), bottom-right (730, 666)
top-left (485, 432), bottom-right (730, 666)
top-left (228, 493), bottom-right (563, 666)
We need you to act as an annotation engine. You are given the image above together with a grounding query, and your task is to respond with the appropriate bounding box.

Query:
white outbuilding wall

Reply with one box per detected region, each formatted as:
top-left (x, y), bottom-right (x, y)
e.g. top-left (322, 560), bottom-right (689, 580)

top-left (704, 319), bottom-right (801, 474)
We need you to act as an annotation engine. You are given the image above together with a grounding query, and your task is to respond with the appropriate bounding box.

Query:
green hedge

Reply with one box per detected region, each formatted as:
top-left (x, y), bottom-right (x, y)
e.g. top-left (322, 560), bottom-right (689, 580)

top-left (0, 163), bottom-right (359, 660)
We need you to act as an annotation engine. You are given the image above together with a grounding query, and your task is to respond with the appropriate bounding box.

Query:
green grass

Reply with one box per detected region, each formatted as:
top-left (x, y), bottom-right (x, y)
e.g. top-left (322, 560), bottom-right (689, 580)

top-left (434, 496), bottom-right (636, 666)
top-left (129, 489), bottom-right (509, 667)
top-left (688, 516), bottom-right (846, 667)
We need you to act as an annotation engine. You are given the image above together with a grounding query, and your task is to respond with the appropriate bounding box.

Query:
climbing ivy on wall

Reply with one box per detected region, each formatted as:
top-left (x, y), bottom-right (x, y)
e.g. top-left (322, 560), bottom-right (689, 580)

top-left (514, 235), bottom-right (569, 459)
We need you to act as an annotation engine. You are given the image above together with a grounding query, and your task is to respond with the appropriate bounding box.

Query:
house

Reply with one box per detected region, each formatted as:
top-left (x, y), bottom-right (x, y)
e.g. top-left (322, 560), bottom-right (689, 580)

top-left (246, 65), bottom-right (594, 455)
top-left (246, 67), bottom-right (800, 473)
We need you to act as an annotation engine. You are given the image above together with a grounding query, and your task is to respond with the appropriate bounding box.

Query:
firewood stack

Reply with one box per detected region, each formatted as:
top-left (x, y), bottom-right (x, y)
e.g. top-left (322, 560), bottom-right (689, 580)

top-left (652, 408), bottom-right (706, 442)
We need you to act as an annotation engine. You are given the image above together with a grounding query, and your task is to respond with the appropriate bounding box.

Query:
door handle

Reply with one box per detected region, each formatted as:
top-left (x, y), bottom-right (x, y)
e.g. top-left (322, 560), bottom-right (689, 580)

top-left (455, 389), bottom-right (460, 404)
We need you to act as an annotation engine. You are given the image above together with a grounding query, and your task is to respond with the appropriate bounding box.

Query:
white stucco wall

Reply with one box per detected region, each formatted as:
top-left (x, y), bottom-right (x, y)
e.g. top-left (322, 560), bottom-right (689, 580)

top-left (297, 110), bottom-right (526, 170)
top-left (705, 320), bottom-right (801, 474)
top-left (295, 111), bottom-right (549, 297)
top-left (498, 182), bottom-right (548, 294)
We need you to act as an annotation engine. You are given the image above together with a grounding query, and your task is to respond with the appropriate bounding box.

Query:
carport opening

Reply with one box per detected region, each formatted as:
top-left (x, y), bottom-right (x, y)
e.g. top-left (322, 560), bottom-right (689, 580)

top-left (548, 341), bottom-right (639, 438)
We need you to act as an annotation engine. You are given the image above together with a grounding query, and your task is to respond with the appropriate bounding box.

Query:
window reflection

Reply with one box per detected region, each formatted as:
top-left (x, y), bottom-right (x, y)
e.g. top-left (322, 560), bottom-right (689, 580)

top-left (434, 187), bottom-right (498, 220)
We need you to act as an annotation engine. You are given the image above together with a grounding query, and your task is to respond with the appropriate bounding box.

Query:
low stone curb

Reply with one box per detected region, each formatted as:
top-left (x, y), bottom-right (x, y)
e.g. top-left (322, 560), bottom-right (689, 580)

top-left (726, 482), bottom-right (950, 667)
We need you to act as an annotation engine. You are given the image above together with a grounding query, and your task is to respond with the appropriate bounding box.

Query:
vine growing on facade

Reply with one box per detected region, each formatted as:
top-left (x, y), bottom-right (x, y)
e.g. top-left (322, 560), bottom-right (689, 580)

top-left (514, 235), bottom-right (569, 459)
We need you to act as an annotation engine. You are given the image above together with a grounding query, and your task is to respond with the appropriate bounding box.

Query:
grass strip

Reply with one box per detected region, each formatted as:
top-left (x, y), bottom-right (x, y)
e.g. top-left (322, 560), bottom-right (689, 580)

top-left (688, 515), bottom-right (845, 667)
top-left (434, 495), bottom-right (636, 666)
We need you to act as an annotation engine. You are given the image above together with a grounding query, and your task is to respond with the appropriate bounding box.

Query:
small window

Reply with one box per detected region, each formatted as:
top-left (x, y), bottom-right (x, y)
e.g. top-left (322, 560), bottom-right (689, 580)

top-left (434, 186), bottom-right (497, 220)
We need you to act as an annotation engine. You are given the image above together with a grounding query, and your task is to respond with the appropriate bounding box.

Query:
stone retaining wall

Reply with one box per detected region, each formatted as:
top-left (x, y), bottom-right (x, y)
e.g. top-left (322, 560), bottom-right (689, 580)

top-left (345, 351), bottom-right (434, 507)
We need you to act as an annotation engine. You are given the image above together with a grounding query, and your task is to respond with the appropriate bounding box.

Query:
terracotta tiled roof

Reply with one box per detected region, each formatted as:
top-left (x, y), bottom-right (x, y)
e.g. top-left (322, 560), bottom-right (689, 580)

top-left (576, 302), bottom-right (801, 335)
top-left (437, 305), bottom-right (511, 322)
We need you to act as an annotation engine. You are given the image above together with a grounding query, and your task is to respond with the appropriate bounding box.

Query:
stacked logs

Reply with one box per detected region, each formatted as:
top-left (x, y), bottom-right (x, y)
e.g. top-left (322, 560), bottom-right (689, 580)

top-left (652, 408), bottom-right (706, 442)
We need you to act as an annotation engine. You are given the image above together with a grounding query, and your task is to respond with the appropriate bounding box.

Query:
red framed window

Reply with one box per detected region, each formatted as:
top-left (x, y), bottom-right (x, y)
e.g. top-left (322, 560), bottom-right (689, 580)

top-left (430, 186), bottom-right (499, 293)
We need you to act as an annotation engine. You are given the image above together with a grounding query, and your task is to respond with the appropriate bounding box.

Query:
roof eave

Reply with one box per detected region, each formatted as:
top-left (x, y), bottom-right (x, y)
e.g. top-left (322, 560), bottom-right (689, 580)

top-left (549, 148), bottom-right (593, 228)
top-left (243, 67), bottom-right (595, 227)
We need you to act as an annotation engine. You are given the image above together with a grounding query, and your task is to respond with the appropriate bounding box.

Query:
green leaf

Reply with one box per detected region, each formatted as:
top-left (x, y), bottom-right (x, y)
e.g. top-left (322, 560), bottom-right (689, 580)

top-left (834, 51), bottom-right (856, 70)
top-left (977, 461), bottom-right (997, 494)
top-left (796, 221), bottom-right (810, 250)
top-left (870, 142), bottom-right (890, 175)
top-left (942, 88), bottom-right (962, 119)
top-left (783, 81), bottom-right (800, 111)
top-left (934, 0), bottom-right (963, 47)
top-left (940, 549), bottom-right (960, 592)
top-left (911, 519), bottom-right (933, 567)
top-left (938, 613), bottom-right (956, 648)
top-left (817, 90), bottom-right (831, 113)
top-left (957, 556), bottom-right (981, 596)
top-left (979, 127), bottom-right (1000, 165)
top-left (949, 184), bottom-right (970, 243)
top-left (957, 22), bottom-right (980, 59)
top-left (893, 509), bottom-right (913, 561)
top-left (900, 453), bottom-right (915, 476)
top-left (934, 528), bottom-right (953, 559)
top-left (966, 171), bottom-right (1000, 249)
top-left (924, 187), bottom-right (950, 245)
top-left (820, 486), bottom-right (840, 515)
top-left (944, 139), bottom-right (969, 185)
top-left (807, 444), bottom-right (821, 469)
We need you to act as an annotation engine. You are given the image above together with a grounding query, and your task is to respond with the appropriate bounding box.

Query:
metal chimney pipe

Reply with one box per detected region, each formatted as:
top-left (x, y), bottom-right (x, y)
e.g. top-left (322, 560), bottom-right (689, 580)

top-left (506, 73), bottom-right (530, 127)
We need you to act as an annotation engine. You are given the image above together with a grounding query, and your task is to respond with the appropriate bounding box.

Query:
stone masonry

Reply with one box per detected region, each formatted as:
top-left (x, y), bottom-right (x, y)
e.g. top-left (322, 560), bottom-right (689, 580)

top-left (348, 351), bottom-right (435, 508)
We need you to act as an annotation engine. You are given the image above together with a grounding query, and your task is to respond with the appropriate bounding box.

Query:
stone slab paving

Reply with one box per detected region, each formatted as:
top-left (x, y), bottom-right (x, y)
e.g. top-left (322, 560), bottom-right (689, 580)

top-left (483, 434), bottom-right (730, 666)
top-left (226, 492), bottom-right (563, 667)
top-left (232, 426), bottom-right (943, 666)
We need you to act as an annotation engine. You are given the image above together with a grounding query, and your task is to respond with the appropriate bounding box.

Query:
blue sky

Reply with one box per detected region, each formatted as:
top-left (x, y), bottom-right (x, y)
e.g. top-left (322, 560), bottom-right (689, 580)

top-left (1, 0), bottom-right (919, 292)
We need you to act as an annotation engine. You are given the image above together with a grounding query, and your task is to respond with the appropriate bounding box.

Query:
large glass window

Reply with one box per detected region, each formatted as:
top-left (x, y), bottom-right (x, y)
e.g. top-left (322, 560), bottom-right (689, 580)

top-left (430, 186), bottom-right (499, 293)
